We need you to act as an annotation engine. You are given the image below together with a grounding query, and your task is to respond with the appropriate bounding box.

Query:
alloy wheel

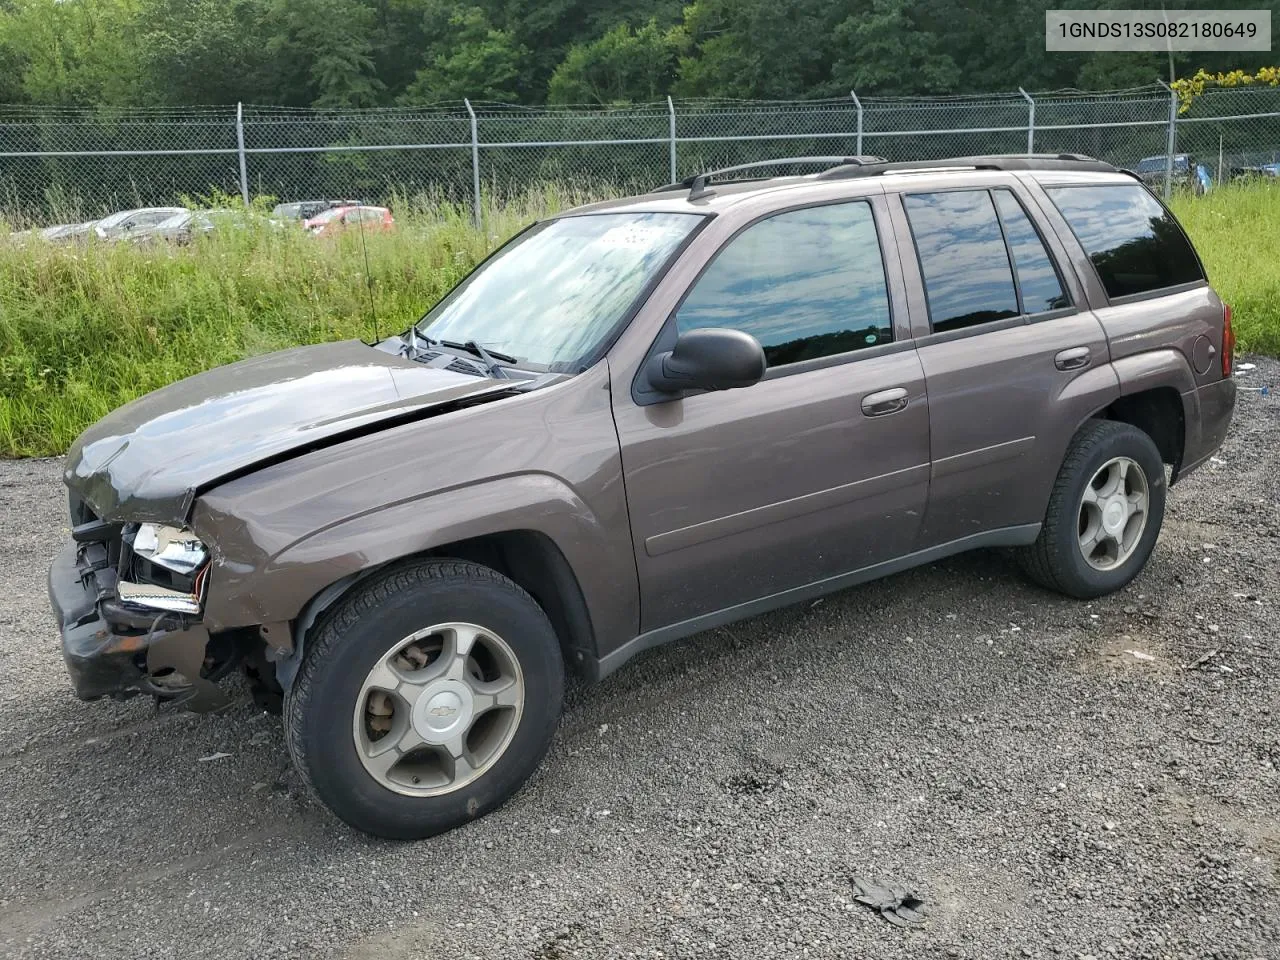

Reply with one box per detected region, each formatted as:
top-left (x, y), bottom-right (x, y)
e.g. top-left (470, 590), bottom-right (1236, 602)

top-left (352, 622), bottom-right (524, 797)
top-left (1077, 456), bottom-right (1150, 571)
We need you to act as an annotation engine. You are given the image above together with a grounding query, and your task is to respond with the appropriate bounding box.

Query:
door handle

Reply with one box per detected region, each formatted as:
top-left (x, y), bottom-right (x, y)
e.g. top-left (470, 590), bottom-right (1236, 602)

top-left (861, 387), bottom-right (909, 417)
top-left (1054, 346), bottom-right (1091, 371)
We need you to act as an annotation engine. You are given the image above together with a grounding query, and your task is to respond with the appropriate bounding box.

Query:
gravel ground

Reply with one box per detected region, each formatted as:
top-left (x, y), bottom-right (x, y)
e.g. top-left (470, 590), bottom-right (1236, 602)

top-left (1, 359), bottom-right (1277, 960)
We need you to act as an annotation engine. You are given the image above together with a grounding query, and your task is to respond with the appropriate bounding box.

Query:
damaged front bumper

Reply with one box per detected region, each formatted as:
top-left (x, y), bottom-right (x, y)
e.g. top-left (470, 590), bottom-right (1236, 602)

top-left (48, 540), bottom-right (232, 711)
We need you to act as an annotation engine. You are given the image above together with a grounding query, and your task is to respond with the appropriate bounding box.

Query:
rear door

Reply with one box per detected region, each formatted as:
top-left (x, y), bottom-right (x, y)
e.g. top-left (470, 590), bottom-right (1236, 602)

top-left (889, 181), bottom-right (1115, 548)
top-left (612, 195), bottom-right (931, 631)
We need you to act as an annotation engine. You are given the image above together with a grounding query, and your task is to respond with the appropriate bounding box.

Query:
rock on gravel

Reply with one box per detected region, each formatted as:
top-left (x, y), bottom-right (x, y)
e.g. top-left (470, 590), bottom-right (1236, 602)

top-left (1, 358), bottom-right (1277, 960)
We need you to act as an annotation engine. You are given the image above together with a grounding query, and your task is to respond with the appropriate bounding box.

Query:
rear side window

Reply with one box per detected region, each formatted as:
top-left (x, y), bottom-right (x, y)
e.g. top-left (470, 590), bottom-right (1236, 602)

top-left (1046, 184), bottom-right (1203, 299)
top-left (676, 201), bottom-right (892, 367)
top-left (904, 191), bottom-right (1019, 333)
top-left (992, 190), bottom-right (1069, 315)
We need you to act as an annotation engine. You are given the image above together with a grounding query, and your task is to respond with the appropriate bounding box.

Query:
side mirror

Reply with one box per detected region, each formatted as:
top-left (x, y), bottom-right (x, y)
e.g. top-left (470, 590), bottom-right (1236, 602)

top-left (645, 328), bottom-right (766, 394)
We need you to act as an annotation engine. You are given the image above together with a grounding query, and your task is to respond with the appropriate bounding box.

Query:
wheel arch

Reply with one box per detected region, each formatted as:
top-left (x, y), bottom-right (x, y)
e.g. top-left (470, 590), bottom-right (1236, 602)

top-left (276, 529), bottom-right (599, 693)
top-left (1074, 382), bottom-right (1186, 483)
top-left (1073, 351), bottom-right (1194, 483)
top-left (1098, 386), bottom-right (1186, 479)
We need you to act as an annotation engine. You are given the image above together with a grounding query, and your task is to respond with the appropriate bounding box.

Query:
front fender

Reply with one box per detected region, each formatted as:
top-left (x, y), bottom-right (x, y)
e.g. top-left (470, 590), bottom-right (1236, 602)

top-left (196, 472), bottom-right (639, 659)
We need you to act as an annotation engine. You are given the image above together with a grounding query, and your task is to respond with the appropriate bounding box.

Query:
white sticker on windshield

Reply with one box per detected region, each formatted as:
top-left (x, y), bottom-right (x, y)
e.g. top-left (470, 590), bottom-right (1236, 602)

top-left (595, 223), bottom-right (676, 248)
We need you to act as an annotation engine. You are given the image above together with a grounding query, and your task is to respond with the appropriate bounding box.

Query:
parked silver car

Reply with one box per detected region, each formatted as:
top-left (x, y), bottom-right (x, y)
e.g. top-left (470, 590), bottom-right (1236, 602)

top-left (136, 209), bottom-right (243, 244)
top-left (40, 220), bottom-right (99, 243)
top-left (93, 207), bottom-right (188, 241)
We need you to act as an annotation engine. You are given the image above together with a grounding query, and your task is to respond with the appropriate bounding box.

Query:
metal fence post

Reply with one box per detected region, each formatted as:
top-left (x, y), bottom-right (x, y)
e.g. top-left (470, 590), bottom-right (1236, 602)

top-left (850, 90), bottom-right (863, 156)
top-left (667, 96), bottom-right (677, 182)
top-left (1019, 87), bottom-right (1035, 155)
top-left (235, 102), bottom-right (250, 207)
top-left (464, 99), bottom-right (482, 228)
top-left (1157, 79), bottom-right (1177, 199)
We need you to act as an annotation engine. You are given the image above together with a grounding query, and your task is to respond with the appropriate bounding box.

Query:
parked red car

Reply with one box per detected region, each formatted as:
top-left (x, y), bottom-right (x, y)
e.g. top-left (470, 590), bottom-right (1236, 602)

top-left (302, 205), bottom-right (394, 236)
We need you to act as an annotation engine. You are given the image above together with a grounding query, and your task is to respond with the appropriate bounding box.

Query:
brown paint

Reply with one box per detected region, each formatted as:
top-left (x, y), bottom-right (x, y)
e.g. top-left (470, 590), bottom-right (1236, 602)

top-left (51, 164), bottom-right (1238, 700)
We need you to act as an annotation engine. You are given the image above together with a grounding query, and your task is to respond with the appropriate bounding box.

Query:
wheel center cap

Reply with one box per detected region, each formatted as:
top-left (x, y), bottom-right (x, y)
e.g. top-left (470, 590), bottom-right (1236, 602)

top-left (410, 679), bottom-right (474, 744)
top-left (1102, 498), bottom-right (1127, 534)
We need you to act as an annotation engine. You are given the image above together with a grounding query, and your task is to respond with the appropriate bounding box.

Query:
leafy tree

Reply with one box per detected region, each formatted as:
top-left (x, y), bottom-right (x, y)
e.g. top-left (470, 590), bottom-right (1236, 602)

top-left (829, 0), bottom-right (958, 96)
top-left (547, 20), bottom-right (682, 105)
top-left (673, 0), bottom-right (837, 99)
top-left (137, 0), bottom-right (271, 105)
top-left (498, 0), bottom-right (682, 95)
top-left (367, 0), bottom-right (440, 100)
top-left (2, 0), bottom-right (1280, 109)
top-left (261, 0), bottom-right (385, 106)
top-left (3, 0), bottom-right (149, 105)
top-left (400, 6), bottom-right (528, 102)
top-left (0, 8), bottom-right (28, 103)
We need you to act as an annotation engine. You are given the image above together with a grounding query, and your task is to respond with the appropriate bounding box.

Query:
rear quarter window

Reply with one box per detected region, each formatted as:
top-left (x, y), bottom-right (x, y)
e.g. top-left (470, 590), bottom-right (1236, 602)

top-left (1046, 184), bottom-right (1203, 300)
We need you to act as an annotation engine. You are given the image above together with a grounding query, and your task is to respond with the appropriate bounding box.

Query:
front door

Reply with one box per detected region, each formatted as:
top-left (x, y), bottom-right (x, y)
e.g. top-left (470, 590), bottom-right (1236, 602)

top-left (612, 197), bottom-right (932, 632)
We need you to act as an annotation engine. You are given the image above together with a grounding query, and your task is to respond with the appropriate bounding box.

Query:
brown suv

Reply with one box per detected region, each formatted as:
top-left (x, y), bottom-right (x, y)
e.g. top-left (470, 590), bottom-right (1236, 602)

top-left (48, 154), bottom-right (1237, 839)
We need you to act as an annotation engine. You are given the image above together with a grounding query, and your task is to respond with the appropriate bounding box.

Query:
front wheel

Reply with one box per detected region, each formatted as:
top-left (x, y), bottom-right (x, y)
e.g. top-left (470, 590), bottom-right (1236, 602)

top-left (284, 559), bottom-right (564, 839)
top-left (1018, 420), bottom-right (1167, 599)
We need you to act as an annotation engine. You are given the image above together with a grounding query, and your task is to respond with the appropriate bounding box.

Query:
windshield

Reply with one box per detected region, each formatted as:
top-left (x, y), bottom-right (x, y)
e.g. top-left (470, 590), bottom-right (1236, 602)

top-left (155, 212), bottom-right (191, 230)
top-left (95, 210), bottom-right (135, 230)
top-left (416, 212), bottom-right (700, 369)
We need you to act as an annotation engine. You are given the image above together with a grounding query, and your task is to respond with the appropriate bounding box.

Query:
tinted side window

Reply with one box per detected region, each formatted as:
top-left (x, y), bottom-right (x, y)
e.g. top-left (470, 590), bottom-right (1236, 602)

top-left (676, 202), bottom-right (892, 367)
top-left (904, 191), bottom-right (1019, 334)
top-left (992, 190), bottom-right (1069, 314)
top-left (1047, 184), bottom-right (1203, 299)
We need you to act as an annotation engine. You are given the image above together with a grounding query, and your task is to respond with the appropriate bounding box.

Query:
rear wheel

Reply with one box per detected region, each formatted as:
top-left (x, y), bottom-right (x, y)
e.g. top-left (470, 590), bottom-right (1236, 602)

top-left (1018, 420), bottom-right (1167, 599)
top-left (284, 559), bottom-right (564, 839)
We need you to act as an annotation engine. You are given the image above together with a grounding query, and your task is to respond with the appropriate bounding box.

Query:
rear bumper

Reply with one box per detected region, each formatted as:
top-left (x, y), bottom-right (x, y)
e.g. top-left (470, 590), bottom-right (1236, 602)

top-left (1178, 376), bottom-right (1237, 480)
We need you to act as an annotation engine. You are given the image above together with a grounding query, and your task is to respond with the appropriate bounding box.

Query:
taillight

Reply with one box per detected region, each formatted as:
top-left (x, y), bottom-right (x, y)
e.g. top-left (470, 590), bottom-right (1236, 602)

top-left (1222, 303), bottom-right (1235, 378)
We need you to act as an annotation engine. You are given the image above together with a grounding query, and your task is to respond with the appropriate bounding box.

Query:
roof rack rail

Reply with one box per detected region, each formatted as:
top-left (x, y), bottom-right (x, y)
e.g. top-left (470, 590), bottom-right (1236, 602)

top-left (814, 153), bottom-right (1118, 180)
top-left (652, 156), bottom-right (888, 200)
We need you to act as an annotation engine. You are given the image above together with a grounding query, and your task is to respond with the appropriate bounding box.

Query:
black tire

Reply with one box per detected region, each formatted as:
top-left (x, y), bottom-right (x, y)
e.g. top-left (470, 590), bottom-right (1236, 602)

top-left (284, 559), bottom-right (564, 840)
top-left (1018, 420), bottom-right (1167, 599)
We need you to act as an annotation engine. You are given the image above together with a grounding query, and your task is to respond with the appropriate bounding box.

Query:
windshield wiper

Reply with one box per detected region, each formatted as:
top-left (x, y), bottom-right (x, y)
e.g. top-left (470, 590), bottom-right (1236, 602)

top-left (440, 339), bottom-right (517, 379)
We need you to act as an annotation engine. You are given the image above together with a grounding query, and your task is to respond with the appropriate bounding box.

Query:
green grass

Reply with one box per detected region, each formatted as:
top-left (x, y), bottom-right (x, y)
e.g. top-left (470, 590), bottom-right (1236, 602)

top-left (1170, 183), bottom-right (1280, 357)
top-left (0, 186), bottom-right (590, 457)
top-left (1, 182), bottom-right (1277, 458)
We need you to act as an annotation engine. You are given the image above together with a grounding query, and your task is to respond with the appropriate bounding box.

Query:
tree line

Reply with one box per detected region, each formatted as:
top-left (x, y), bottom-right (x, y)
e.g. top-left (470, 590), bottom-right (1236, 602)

top-left (0, 0), bottom-right (1276, 109)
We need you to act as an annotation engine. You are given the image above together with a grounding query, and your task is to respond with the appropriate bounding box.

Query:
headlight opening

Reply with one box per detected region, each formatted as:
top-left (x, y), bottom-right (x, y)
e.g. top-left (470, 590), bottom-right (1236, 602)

top-left (117, 523), bottom-right (210, 615)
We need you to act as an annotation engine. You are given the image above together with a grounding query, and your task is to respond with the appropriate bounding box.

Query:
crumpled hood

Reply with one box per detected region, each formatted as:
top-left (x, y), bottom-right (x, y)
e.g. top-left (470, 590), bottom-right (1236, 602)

top-left (65, 339), bottom-right (511, 523)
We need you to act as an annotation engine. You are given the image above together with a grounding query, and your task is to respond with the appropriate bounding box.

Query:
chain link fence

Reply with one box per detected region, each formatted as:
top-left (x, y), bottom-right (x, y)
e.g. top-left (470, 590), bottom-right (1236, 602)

top-left (2, 82), bottom-right (1278, 225)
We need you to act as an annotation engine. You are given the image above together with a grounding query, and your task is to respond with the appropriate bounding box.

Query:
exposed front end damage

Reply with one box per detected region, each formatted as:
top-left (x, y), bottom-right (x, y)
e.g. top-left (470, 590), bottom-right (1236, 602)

top-left (48, 505), bottom-right (236, 712)
top-left (46, 338), bottom-right (533, 712)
